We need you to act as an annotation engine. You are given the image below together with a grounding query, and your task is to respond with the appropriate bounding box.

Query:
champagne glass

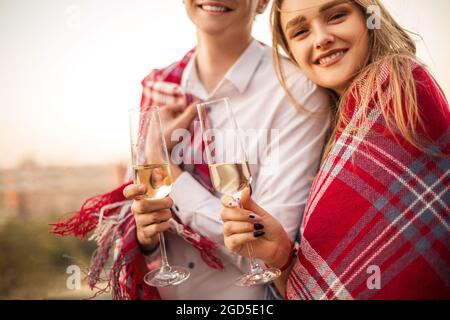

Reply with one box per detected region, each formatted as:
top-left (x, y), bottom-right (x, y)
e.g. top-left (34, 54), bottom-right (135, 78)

top-left (128, 106), bottom-right (190, 287)
top-left (196, 98), bottom-right (281, 287)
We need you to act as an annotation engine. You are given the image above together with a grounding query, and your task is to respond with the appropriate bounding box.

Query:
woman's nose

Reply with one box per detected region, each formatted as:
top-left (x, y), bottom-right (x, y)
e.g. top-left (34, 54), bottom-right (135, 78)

top-left (313, 25), bottom-right (335, 50)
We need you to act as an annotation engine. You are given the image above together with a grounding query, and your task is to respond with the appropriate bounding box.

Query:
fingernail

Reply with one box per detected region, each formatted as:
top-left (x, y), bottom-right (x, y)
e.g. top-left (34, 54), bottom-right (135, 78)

top-left (254, 230), bottom-right (265, 238)
top-left (138, 185), bottom-right (146, 193)
top-left (227, 198), bottom-right (239, 208)
top-left (254, 223), bottom-right (264, 231)
top-left (249, 213), bottom-right (262, 221)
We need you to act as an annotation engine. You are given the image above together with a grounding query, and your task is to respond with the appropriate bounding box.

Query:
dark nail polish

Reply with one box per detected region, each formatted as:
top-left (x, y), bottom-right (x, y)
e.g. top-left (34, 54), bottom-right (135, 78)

top-left (249, 213), bottom-right (261, 221)
top-left (254, 223), bottom-right (264, 230)
top-left (254, 230), bottom-right (265, 238)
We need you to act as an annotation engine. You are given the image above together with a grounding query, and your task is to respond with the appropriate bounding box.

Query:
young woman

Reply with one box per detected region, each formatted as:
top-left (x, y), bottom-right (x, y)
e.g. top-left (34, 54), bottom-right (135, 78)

top-left (220, 0), bottom-right (450, 299)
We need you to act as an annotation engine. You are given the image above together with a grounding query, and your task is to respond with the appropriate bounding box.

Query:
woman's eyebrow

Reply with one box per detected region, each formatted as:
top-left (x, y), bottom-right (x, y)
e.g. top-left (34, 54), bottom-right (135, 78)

top-left (285, 0), bottom-right (350, 32)
top-left (285, 15), bottom-right (306, 32)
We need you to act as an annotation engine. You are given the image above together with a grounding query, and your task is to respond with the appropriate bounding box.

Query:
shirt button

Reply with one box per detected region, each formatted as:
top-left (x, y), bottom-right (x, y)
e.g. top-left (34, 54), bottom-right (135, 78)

top-left (188, 262), bottom-right (195, 269)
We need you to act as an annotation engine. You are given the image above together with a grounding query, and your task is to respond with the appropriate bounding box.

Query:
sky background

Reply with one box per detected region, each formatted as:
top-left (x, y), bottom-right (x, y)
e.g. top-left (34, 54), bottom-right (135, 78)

top-left (1, 0), bottom-right (449, 169)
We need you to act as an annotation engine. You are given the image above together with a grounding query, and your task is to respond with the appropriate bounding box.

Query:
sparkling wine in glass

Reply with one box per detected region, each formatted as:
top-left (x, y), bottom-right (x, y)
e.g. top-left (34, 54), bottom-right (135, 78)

top-left (129, 106), bottom-right (190, 287)
top-left (196, 98), bottom-right (281, 287)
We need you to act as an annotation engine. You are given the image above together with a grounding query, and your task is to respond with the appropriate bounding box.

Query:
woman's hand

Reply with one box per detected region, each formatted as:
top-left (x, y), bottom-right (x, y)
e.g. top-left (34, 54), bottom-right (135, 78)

top-left (220, 187), bottom-right (292, 269)
top-left (123, 184), bottom-right (173, 253)
top-left (159, 102), bottom-right (198, 151)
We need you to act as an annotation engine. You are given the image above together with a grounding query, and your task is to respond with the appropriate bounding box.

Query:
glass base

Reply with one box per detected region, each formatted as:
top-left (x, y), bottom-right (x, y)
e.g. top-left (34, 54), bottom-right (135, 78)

top-left (235, 267), bottom-right (281, 287)
top-left (144, 266), bottom-right (190, 287)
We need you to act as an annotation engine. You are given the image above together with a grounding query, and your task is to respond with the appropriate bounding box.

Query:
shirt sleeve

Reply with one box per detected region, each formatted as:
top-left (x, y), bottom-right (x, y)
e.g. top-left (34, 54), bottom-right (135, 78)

top-left (170, 172), bottom-right (255, 273)
top-left (170, 171), bottom-right (224, 244)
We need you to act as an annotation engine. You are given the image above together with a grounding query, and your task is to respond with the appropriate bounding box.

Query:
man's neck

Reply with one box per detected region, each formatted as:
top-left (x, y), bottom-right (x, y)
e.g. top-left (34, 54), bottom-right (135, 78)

top-left (195, 32), bottom-right (252, 94)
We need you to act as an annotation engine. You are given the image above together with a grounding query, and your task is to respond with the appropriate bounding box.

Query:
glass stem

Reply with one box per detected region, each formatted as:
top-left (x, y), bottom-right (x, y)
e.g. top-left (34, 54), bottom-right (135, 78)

top-left (246, 243), bottom-right (262, 274)
top-left (233, 190), bottom-right (263, 274)
top-left (158, 232), bottom-right (170, 272)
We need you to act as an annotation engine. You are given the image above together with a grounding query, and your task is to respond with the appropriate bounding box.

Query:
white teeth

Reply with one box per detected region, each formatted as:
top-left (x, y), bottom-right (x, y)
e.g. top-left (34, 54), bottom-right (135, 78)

top-left (318, 50), bottom-right (345, 65)
top-left (202, 5), bottom-right (228, 12)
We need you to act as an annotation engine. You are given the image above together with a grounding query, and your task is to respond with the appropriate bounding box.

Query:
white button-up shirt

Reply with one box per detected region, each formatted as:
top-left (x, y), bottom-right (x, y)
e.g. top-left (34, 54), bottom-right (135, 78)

top-left (154, 39), bottom-right (330, 300)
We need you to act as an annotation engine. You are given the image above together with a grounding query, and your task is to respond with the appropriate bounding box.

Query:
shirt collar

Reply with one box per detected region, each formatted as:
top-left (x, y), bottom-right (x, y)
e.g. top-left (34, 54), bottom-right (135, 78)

top-left (181, 38), bottom-right (265, 98)
top-left (181, 53), bottom-right (208, 99)
top-left (224, 39), bottom-right (264, 94)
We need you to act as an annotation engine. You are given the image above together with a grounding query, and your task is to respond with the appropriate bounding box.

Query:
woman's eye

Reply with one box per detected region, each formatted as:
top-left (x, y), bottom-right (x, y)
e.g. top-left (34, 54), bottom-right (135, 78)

top-left (293, 29), bottom-right (308, 38)
top-left (329, 12), bottom-right (347, 21)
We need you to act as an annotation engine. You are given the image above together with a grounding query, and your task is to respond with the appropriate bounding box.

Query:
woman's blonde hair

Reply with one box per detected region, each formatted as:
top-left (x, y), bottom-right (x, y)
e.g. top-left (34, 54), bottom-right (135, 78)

top-left (271, 0), bottom-right (437, 160)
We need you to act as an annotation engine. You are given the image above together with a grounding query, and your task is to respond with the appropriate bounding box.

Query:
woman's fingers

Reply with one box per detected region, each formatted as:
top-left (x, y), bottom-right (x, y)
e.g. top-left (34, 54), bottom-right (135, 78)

top-left (134, 207), bottom-right (173, 249)
top-left (225, 232), bottom-right (263, 254)
top-left (131, 197), bottom-right (174, 215)
top-left (220, 187), bottom-right (250, 208)
top-left (135, 209), bottom-right (172, 227)
top-left (220, 187), bottom-right (267, 217)
top-left (174, 101), bottom-right (199, 130)
top-left (140, 220), bottom-right (172, 239)
top-left (123, 184), bottom-right (147, 199)
top-left (220, 207), bottom-right (261, 223)
top-left (163, 102), bottom-right (185, 115)
top-left (223, 221), bottom-right (261, 237)
top-left (186, 101), bottom-right (200, 118)
top-left (220, 194), bottom-right (240, 208)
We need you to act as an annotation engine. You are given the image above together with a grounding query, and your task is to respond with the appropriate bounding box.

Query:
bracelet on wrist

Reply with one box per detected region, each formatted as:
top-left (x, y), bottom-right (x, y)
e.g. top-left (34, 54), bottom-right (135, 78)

top-left (265, 240), bottom-right (296, 272)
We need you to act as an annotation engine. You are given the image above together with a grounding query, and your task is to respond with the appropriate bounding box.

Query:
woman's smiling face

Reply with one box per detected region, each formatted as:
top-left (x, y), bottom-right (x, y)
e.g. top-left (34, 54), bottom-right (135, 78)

top-left (280, 0), bottom-right (370, 95)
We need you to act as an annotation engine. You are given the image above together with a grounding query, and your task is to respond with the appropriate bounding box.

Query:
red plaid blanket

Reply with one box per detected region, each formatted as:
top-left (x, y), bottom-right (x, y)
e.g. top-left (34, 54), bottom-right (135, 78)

top-left (51, 49), bottom-right (224, 300)
top-left (286, 64), bottom-right (450, 299)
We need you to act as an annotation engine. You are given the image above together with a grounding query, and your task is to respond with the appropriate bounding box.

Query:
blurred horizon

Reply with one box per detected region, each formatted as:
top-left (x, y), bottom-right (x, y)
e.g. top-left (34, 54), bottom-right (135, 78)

top-left (1, 0), bottom-right (450, 170)
top-left (0, 160), bottom-right (124, 299)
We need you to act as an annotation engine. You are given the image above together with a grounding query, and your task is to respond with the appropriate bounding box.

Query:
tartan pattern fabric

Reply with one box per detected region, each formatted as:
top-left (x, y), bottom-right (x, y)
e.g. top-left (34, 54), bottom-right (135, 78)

top-left (286, 64), bottom-right (450, 300)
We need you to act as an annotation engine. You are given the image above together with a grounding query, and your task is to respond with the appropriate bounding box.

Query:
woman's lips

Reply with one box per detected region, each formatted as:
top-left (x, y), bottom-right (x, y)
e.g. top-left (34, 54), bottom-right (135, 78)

top-left (315, 49), bottom-right (348, 68)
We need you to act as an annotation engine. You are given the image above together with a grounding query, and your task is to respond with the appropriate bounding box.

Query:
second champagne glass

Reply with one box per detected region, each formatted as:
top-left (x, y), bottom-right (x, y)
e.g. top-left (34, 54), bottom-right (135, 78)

top-left (196, 98), bottom-right (281, 287)
top-left (129, 106), bottom-right (190, 287)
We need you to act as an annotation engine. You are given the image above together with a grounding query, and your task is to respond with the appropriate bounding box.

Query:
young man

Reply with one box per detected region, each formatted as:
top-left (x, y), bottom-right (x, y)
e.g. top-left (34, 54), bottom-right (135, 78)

top-left (123, 0), bottom-right (330, 299)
